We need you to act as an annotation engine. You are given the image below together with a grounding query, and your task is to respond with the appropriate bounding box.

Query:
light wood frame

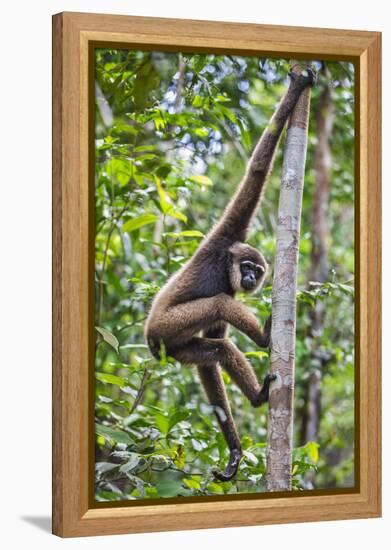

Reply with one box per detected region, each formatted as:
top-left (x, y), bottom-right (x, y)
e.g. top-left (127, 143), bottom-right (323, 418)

top-left (52, 11), bottom-right (382, 538)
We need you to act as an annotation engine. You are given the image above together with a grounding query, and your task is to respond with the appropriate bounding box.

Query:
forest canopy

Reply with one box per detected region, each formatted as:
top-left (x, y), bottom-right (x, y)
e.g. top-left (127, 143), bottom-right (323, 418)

top-left (94, 49), bottom-right (355, 501)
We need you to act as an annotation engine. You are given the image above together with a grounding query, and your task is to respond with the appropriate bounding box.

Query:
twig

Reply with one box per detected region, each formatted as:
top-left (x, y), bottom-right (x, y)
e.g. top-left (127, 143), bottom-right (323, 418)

top-left (129, 368), bottom-right (151, 414)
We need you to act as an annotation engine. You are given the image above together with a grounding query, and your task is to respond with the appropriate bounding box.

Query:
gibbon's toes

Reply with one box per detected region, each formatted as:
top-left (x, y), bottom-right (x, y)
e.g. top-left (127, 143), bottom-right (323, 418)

top-left (304, 67), bottom-right (317, 87)
top-left (212, 449), bottom-right (242, 482)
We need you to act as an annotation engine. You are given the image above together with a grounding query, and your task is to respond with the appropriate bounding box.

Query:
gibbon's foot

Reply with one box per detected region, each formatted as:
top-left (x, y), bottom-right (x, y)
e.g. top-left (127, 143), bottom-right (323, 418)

top-left (288, 66), bottom-right (317, 88)
top-left (212, 448), bottom-right (242, 482)
top-left (253, 373), bottom-right (277, 407)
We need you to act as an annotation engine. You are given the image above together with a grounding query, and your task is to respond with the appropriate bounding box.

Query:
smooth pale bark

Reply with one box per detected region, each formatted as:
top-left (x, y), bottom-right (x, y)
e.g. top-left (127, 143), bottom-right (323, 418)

top-left (266, 65), bottom-right (312, 492)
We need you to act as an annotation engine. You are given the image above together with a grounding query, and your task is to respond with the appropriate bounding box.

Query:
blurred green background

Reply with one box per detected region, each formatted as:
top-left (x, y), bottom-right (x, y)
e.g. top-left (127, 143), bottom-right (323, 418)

top-left (94, 49), bottom-right (355, 501)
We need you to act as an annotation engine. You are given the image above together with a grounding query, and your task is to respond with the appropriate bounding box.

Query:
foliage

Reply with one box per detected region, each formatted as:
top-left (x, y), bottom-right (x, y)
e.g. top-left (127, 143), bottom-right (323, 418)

top-left (94, 49), bottom-right (355, 501)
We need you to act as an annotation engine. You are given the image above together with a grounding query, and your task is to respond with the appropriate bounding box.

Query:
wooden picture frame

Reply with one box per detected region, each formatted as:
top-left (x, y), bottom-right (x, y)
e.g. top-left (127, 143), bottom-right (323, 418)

top-left (52, 11), bottom-right (381, 537)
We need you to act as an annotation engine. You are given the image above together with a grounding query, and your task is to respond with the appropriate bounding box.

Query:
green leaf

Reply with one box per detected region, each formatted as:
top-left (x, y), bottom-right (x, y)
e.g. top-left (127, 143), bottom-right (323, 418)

top-left (306, 441), bottom-right (319, 463)
top-left (188, 175), bottom-right (213, 186)
top-left (133, 58), bottom-right (160, 110)
top-left (95, 423), bottom-right (133, 446)
top-left (206, 482), bottom-right (224, 494)
top-left (192, 56), bottom-right (207, 73)
top-left (182, 478), bottom-right (201, 490)
top-left (104, 136), bottom-right (118, 145)
top-left (173, 445), bottom-right (185, 469)
top-left (177, 230), bottom-right (204, 238)
top-left (338, 283), bottom-right (354, 296)
top-left (166, 207), bottom-right (187, 223)
top-left (191, 439), bottom-right (207, 451)
top-left (156, 164), bottom-right (172, 178)
top-left (215, 93), bottom-right (231, 103)
top-left (192, 95), bottom-right (203, 108)
top-left (151, 454), bottom-right (170, 465)
top-left (103, 483), bottom-right (123, 495)
top-left (135, 153), bottom-right (158, 161)
top-left (164, 230), bottom-right (204, 239)
top-left (119, 453), bottom-right (140, 473)
top-left (244, 350), bottom-right (269, 359)
top-left (105, 158), bottom-right (133, 186)
top-left (122, 214), bottom-right (158, 232)
top-left (217, 104), bottom-right (239, 124)
top-left (243, 450), bottom-right (258, 466)
top-left (155, 176), bottom-right (173, 213)
top-left (155, 176), bottom-right (187, 223)
top-left (134, 145), bottom-right (157, 153)
top-left (96, 326), bottom-right (119, 354)
top-left (95, 462), bottom-right (118, 474)
top-left (154, 411), bottom-right (170, 436)
top-left (153, 115), bottom-right (165, 131)
top-left (241, 435), bottom-right (253, 450)
top-left (156, 480), bottom-right (188, 498)
top-left (96, 372), bottom-right (125, 387)
top-left (194, 127), bottom-right (209, 137)
top-left (168, 410), bottom-right (191, 431)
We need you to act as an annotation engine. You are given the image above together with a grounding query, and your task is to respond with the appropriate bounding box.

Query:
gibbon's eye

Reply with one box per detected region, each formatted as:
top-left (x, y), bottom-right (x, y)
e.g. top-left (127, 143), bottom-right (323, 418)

top-left (254, 264), bottom-right (265, 278)
top-left (240, 261), bottom-right (254, 274)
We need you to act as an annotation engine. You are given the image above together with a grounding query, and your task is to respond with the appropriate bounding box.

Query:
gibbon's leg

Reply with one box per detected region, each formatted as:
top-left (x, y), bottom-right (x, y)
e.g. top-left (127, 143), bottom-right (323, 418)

top-left (197, 365), bottom-right (242, 481)
top-left (198, 324), bottom-right (242, 481)
top-left (171, 336), bottom-right (274, 408)
top-left (173, 334), bottom-right (274, 481)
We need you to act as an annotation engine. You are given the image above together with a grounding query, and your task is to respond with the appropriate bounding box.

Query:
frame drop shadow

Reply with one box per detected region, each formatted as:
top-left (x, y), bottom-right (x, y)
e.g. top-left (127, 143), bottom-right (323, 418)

top-left (21, 516), bottom-right (51, 534)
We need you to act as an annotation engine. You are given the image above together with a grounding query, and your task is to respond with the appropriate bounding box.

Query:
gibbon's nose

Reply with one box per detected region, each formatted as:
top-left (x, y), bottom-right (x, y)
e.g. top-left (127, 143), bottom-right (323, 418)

top-left (242, 273), bottom-right (256, 290)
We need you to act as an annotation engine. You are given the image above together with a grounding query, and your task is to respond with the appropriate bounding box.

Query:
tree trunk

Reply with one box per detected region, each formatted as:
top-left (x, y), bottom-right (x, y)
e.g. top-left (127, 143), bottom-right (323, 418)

top-left (266, 63), bottom-right (312, 492)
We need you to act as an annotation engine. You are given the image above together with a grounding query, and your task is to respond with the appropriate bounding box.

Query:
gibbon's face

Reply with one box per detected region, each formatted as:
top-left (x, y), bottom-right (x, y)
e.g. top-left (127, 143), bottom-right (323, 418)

top-left (240, 260), bottom-right (266, 292)
top-left (229, 243), bottom-right (268, 294)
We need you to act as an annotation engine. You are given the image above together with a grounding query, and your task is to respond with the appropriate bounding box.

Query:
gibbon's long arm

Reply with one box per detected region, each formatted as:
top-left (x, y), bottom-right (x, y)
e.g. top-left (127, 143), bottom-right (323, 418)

top-left (212, 69), bottom-right (315, 243)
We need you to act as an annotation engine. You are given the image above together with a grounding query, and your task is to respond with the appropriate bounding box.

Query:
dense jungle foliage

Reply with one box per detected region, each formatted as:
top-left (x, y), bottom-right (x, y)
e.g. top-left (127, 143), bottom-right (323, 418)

top-left (94, 49), bottom-right (355, 501)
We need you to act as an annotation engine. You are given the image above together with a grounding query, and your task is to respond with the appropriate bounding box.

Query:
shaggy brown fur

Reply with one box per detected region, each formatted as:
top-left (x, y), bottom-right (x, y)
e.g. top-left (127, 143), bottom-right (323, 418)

top-left (145, 68), bottom-right (315, 481)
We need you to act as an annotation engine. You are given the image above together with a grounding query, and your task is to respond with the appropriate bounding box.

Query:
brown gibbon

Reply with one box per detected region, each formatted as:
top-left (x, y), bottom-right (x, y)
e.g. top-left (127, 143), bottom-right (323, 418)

top-left (145, 68), bottom-right (315, 481)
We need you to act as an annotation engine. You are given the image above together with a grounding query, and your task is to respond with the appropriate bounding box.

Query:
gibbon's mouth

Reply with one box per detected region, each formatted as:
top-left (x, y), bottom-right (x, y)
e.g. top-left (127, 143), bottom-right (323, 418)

top-left (241, 276), bottom-right (257, 291)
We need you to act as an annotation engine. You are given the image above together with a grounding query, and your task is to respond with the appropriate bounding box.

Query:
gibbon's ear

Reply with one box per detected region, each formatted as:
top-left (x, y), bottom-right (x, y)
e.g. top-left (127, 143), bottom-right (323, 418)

top-left (230, 264), bottom-right (243, 293)
top-left (228, 248), bottom-right (243, 293)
